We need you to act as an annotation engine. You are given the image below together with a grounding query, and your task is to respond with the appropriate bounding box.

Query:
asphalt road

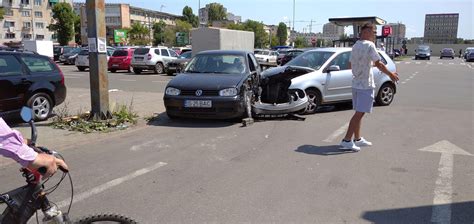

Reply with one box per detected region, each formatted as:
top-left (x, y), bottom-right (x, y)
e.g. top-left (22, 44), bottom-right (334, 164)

top-left (1, 58), bottom-right (473, 223)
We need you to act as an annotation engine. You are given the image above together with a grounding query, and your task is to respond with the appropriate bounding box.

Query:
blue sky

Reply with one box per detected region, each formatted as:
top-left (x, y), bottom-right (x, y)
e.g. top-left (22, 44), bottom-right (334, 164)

top-left (99, 0), bottom-right (473, 39)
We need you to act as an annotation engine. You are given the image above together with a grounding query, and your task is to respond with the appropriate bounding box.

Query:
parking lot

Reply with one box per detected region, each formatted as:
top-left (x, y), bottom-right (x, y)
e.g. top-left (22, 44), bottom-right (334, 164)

top-left (1, 57), bottom-right (473, 223)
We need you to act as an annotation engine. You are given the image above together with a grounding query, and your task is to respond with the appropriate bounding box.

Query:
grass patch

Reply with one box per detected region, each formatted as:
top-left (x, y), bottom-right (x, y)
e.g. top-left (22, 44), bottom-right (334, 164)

top-left (51, 101), bottom-right (138, 133)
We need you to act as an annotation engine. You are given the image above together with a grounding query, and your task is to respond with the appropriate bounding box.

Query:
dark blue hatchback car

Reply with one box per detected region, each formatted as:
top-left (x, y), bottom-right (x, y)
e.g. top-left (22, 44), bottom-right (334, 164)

top-left (0, 50), bottom-right (66, 121)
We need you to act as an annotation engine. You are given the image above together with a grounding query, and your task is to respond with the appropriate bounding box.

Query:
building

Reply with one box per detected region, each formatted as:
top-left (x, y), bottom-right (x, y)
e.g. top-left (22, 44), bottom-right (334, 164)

top-left (226, 13), bottom-right (241, 24)
top-left (424, 13), bottom-right (459, 44)
top-left (322, 22), bottom-right (344, 40)
top-left (199, 3), bottom-right (241, 27)
top-left (1, 0), bottom-right (73, 45)
top-left (387, 22), bottom-right (406, 44)
top-left (75, 3), bottom-right (180, 45)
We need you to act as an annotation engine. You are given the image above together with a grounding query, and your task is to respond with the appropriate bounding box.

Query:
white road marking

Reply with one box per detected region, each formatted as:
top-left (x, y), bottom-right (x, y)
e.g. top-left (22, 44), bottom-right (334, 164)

top-left (405, 62), bottom-right (411, 64)
top-left (438, 62), bottom-right (443, 65)
top-left (419, 140), bottom-right (473, 224)
top-left (119, 79), bottom-right (136, 82)
top-left (323, 123), bottom-right (349, 143)
top-left (460, 63), bottom-right (465, 65)
top-left (395, 62), bottom-right (401, 64)
top-left (401, 82), bottom-right (407, 84)
top-left (56, 162), bottom-right (167, 209)
top-left (427, 62), bottom-right (432, 65)
top-left (416, 62), bottom-right (421, 64)
top-left (467, 64), bottom-right (472, 69)
top-left (108, 89), bottom-right (120, 92)
top-left (449, 63), bottom-right (454, 65)
top-left (130, 139), bottom-right (171, 151)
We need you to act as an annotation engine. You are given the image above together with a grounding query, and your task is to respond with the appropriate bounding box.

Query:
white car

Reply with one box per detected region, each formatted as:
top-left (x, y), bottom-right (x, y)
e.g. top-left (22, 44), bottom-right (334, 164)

top-left (131, 47), bottom-right (178, 74)
top-left (76, 47), bottom-right (115, 71)
top-left (284, 48), bottom-right (398, 114)
top-left (254, 50), bottom-right (278, 63)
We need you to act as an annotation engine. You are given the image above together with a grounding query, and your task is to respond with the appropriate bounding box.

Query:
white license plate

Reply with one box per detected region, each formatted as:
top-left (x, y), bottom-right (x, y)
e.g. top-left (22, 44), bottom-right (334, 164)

top-left (168, 67), bottom-right (176, 70)
top-left (112, 64), bottom-right (119, 67)
top-left (184, 100), bottom-right (212, 108)
top-left (135, 58), bottom-right (143, 61)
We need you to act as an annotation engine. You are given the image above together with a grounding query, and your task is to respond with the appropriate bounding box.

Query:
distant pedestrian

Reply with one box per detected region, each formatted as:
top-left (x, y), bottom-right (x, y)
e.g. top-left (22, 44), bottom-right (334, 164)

top-left (459, 49), bottom-right (463, 58)
top-left (404, 48), bottom-right (408, 56)
top-left (340, 23), bottom-right (399, 152)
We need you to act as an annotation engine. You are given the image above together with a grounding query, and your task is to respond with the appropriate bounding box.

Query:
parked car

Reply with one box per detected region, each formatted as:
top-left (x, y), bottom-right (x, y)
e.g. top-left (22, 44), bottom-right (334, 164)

top-left (440, 48), bottom-right (455, 59)
top-left (166, 51), bottom-right (192, 76)
top-left (280, 49), bottom-right (305, 65)
top-left (276, 49), bottom-right (290, 65)
top-left (53, 46), bottom-right (76, 61)
top-left (0, 50), bottom-right (66, 121)
top-left (254, 50), bottom-right (278, 63)
top-left (131, 47), bottom-right (178, 74)
top-left (108, 47), bottom-right (136, 73)
top-left (59, 47), bottom-right (82, 65)
top-left (464, 47), bottom-right (474, 61)
top-left (172, 47), bottom-right (191, 55)
top-left (279, 47), bottom-right (397, 114)
top-left (415, 45), bottom-right (431, 60)
top-left (163, 50), bottom-right (309, 119)
top-left (76, 47), bottom-right (115, 71)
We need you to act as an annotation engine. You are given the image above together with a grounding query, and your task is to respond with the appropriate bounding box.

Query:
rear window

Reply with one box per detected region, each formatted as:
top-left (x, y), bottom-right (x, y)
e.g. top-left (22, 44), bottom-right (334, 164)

top-left (0, 55), bottom-right (22, 75)
top-left (20, 56), bottom-right (55, 72)
top-left (112, 50), bottom-right (129, 57)
top-left (134, 48), bottom-right (150, 55)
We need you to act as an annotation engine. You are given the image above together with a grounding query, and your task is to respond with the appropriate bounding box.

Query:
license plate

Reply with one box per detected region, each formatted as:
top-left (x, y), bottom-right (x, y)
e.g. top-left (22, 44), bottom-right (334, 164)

top-left (184, 100), bottom-right (212, 108)
top-left (112, 64), bottom-right (119, 67)
top-left (135, 58), bottom-right (143, 61)
top-left (168, 67), bottom-right (176, 70)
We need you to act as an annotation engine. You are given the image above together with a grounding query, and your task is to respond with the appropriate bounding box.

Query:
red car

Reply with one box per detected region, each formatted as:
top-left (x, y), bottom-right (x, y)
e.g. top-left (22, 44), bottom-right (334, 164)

top-left (108, 47), bottom-right (136, 73)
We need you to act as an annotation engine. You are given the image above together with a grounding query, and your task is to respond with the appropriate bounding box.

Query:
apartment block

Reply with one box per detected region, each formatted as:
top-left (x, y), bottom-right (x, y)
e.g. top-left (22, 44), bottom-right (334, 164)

top-left (424, 13), bottom-right (459, 44)
top-left (1, 0), bottom-right (73, 46)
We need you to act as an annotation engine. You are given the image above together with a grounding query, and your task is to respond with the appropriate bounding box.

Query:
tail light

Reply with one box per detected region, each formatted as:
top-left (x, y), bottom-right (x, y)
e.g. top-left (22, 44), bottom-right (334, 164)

top-left (147, 54), bottom-right (152, 60)
top-left (51, 59), bottom-right (65, 85)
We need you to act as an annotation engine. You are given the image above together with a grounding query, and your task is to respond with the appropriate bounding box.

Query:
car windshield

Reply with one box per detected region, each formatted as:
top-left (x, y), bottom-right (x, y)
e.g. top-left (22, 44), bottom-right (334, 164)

top-left (286, 51), bottom-right (335, 70)
top-left (418, 46), bottom-right (429, 51)
top-left (443, 48), bottom-right (453, 52)
top-left (179, 51), bottom-right (192, 59)
top-left (113, 50), bottom-right (129, 57)
top-left (134, 48), bottom-right (150, 55)
top-left (184, 54), bottom-right (246, 74)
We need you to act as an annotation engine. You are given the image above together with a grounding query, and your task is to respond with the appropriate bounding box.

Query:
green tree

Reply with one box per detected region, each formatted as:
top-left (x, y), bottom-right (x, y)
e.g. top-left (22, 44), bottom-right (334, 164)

top-left (74, 14), bottom-right (81, 44)
top-left (294, 36), bottom-right (307, 48)
top-left (269, 35), bottom-right (279, 48)
top-left (208, 3), bottom-right (227, 25)
top-left (182, 6), bottom-right (198, 28)
top-left (128, 22), bottom-right (150, 46)
top-left (152, 20), bottom-right (166, 46)
top-left (276, 22), bottom-right (288, 46)
top-left (0, 7), bottom-right (5, 20)
top-left (163, 29), bottom-right (176, 46)
top-left (48, 3), bottom-right (75, 45)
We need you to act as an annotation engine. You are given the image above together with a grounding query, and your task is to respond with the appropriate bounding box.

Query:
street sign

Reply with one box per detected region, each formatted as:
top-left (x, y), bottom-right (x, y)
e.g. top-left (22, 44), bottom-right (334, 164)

top-left (382, 25), bottom-right (392, 37)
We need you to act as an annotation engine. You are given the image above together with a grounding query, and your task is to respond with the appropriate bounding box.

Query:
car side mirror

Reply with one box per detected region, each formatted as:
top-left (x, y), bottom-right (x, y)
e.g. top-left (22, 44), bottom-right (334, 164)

top-left (20, 106), bottom-right (33, 123)
top-left (327, 65), bottom-right (340, 72)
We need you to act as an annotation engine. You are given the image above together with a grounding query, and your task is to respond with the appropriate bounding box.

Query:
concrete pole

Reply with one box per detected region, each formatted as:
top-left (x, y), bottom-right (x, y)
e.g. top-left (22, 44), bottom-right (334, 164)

top-left (86, 0), bottom-right (111, 120)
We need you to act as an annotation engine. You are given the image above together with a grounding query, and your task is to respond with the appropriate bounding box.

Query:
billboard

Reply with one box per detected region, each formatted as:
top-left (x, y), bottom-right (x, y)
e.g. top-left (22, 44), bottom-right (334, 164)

top-left (114, 29), bottom-right (128, 43)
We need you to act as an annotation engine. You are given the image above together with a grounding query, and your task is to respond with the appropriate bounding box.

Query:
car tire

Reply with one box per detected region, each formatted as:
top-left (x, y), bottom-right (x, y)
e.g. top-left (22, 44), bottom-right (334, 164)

top-left (110, 69), bottom-right (117, 73)
top-left (27, 92), bottom-right (53, 121)
top-left (428, 57), bottom-right (430, 60)
top-left (302, 89), bottom-right (321, 114)
top-left (375, 83), bottom-right (395, 106)
top-left (77, 66), bottom-right (86, 71)
top-left (134, 68), bottom-right (142, 74)
top-left (154, 63), bottom-right (164, 74)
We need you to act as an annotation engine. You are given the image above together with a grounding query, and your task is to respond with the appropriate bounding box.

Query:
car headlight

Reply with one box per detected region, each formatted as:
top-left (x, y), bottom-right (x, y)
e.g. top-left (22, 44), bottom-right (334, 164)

top-left (219, 88), bottom-right (238, 96)
top-left (165, 87), bottom-right (181, 96)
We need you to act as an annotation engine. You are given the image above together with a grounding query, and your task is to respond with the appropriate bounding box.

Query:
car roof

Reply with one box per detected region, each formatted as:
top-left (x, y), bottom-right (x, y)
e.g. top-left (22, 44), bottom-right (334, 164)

top-left (197, 50), bottom-right (250, 56)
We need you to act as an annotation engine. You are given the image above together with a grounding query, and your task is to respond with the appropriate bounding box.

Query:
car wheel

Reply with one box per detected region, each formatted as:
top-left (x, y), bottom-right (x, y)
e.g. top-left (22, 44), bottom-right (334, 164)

top-left (154, 63), bottom-right (164, 74)
top-left (27, 93), bottom-right (53, 121)
top-left (376, 83), bottom-right (395, 106)
top-left (166, 71), bottom-right (174, 76)
top-left (78, 66), bottom-right (85, 71)
top-left (302, 89), bottom-right (321, 114)
top-left (428, 57), bottom-right (430, 60)
top-left (134, 68), bottom-right (142, 74)
top-left (110, 69), bottom-right (117, 73)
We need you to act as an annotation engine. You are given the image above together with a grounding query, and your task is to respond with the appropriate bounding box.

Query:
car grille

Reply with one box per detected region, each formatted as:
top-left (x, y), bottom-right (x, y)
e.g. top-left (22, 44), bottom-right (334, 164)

top-left (180, 90), bottom-right (219, 96)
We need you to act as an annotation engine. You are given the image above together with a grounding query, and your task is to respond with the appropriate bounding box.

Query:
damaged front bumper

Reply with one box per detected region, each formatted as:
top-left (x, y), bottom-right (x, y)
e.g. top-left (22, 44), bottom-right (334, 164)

top-left (252, 89), bottom-right (309, 115)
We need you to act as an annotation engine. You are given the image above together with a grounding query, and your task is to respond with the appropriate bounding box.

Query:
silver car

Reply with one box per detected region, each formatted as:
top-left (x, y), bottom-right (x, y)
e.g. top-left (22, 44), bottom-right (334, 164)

top-left (286, 48), bottom-right (398, 114)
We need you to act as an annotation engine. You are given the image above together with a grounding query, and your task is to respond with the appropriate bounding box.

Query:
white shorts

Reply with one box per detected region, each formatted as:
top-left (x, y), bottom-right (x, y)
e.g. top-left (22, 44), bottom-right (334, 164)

top-left (352, 88), bottom-right (374, 113)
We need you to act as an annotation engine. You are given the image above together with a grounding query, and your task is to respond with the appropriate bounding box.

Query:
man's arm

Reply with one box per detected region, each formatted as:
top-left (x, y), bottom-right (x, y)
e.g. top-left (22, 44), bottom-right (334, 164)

top-left (374, 60), bottom-right (399, 82)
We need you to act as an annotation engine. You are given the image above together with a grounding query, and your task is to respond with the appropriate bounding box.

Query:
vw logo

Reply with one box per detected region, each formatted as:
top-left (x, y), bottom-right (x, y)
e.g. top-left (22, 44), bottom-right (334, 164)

top-left (195, 90), bottom-right (203, 96)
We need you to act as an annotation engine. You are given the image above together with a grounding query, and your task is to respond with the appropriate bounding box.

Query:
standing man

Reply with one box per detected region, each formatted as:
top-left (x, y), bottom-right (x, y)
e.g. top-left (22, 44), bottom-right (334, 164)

top-left (340, 23), bottom-right (399, 151)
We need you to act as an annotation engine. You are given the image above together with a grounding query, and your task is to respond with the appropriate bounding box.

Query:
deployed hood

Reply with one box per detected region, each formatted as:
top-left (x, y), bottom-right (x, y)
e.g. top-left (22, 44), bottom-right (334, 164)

top-left (171, 58), bottom-right (191, 64)
top-left (168, 73), bottom-right (246, 90)
top-left (261, 65), bottom-right (314, 84)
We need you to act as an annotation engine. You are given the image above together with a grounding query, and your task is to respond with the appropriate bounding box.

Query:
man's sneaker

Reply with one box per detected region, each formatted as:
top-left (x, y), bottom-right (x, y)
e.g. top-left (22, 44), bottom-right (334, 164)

top-left (340, 140), bottom-right (361, 152)
top-left (354, 137), bottom-right (373, 147)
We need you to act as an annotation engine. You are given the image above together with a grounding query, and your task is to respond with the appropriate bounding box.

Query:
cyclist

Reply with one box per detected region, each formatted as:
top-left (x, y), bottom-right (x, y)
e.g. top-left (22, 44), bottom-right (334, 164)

top-left (0, 117), bottom-right (68, 177)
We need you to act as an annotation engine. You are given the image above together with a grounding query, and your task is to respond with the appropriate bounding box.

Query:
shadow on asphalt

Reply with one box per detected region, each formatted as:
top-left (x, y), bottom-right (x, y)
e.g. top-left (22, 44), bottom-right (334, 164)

top-left (146, 112), bottom-right (236, 128)
top-left (295, 145), bottom-right (356, 156)
top-left (361, 201), bottom-right (474, 224)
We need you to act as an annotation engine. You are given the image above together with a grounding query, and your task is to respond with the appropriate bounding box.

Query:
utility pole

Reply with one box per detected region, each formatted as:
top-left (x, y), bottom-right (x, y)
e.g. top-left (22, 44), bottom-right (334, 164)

top-left (309, 20), bottom-right (313, 34)
top-left (86, 0), bottom-right (111, 120)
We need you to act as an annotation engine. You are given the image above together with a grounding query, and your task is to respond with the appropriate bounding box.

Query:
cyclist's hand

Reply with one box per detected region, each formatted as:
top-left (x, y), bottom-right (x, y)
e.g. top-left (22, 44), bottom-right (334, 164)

top-left (27, 154), bottom-right (69, 178)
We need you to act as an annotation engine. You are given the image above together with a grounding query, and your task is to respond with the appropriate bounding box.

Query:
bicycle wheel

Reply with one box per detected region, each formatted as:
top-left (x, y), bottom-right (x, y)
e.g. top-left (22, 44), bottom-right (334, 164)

top-left (73, 213), bottom-right (138, 224)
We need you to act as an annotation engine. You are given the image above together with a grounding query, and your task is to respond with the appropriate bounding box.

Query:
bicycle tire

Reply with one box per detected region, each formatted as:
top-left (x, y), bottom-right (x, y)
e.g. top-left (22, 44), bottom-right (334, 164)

top-left (73, 213), bottom-right (138, 224)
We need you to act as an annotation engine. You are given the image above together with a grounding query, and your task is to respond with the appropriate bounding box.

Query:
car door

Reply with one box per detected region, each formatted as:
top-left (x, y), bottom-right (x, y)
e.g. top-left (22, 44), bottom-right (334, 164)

top-left (323, 51), bottom-right (353, 102)
top-left (160, 49), bottom-right (172, 66)
top-left (0, 54), bottom-right (30, 114)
